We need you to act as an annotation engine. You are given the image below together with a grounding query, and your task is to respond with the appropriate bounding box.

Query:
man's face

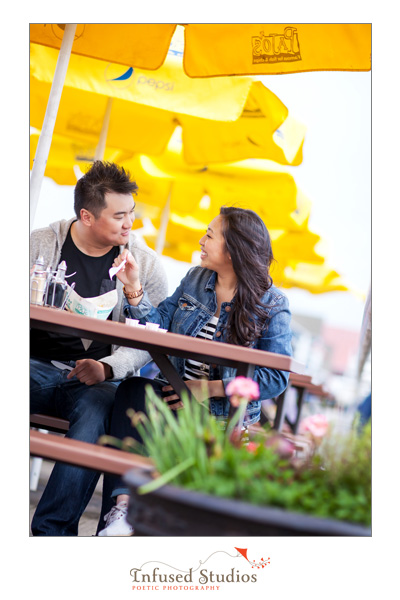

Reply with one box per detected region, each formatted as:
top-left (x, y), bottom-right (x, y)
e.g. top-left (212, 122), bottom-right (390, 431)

top-left (89, 192), bottom-right (136, 247)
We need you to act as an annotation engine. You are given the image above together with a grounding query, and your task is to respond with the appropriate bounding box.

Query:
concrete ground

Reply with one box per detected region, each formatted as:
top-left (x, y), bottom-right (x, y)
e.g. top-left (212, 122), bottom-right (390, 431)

top-left (29, 458), bottom-right (103, 537)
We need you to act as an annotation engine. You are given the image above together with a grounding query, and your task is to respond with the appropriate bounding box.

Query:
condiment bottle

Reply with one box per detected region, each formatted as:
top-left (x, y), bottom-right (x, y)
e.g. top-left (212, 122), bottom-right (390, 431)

top-left (30, 256), bottom-right (47, 305)
top-left (45, 260), bottom-right (68, 308)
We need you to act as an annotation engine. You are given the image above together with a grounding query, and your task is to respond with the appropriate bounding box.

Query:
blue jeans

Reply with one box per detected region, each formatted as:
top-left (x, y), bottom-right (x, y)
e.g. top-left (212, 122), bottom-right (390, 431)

top-left (30, 358), bottom-right (120, 536)
top-left (96, 377), bottom-right (164, 533)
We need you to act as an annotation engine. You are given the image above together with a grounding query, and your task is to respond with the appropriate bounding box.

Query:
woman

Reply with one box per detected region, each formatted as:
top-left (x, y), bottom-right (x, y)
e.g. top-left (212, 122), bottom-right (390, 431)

top-left (97, 206), bottom-right (292, 535)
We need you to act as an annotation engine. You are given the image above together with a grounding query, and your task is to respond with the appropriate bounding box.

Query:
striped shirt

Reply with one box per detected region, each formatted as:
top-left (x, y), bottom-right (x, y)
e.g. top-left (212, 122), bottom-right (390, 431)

top-left (183, 315), bottom-right (249, 443)
top-left (184, 316), bottom-right (219, 381)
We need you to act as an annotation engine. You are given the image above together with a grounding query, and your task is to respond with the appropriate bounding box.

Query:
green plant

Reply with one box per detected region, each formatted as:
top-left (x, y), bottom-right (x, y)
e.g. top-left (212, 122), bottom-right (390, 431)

top-left (100, 385), bottom-right (371, 526)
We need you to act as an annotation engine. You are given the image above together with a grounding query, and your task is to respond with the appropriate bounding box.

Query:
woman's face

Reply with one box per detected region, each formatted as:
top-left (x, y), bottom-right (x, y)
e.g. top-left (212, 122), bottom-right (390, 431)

top-left (199, 215), bottom-right (232, 273)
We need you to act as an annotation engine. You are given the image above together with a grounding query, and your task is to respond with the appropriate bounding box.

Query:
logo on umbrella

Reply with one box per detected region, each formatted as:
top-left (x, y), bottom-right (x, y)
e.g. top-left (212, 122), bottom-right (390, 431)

top-left (105, 64), bottom-right (136, 89)
top-left (252, 27), bottom-right (301, 64)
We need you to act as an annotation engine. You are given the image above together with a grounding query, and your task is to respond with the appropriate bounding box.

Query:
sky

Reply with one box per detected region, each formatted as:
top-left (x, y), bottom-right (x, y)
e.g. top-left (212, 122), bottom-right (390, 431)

top-left (257, 69), bottom-right (371, 331)
top-left (31, 68), bottom-right (371, 333)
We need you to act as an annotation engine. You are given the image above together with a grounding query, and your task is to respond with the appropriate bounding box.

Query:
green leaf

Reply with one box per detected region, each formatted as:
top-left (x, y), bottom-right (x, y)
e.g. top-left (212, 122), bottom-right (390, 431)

top-left (138, 456), bottom-right (195, 495)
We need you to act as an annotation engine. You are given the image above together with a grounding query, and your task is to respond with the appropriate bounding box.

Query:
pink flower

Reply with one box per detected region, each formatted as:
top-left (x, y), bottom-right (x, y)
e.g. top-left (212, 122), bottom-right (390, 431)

top-left (226, 377), bottom-right (260, 401)
top-left (246, 441), bottom-right (260, 454)
top-left (299, 414), bottom-right (329, 438)
top-left (264, 434), bottom-right (295, 459)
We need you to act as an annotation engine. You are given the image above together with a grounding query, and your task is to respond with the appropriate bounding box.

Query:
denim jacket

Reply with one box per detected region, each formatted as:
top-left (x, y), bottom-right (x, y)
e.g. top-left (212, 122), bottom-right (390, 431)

top-left (125, 267), bottom-right (292, 425)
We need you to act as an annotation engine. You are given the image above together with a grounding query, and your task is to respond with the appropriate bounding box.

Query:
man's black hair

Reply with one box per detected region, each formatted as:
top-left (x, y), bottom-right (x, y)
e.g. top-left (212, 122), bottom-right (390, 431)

top-left (74, 161), bottom-right (138, 219)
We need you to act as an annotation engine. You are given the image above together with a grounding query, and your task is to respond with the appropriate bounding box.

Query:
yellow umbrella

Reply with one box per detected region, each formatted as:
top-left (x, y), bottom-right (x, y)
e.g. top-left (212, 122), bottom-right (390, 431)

top-left (30, 43), bottom-right (305, 166)
top-left (31, 41), bottom-right (255, 122)
top-left (156, 210), bottom-right (331, 292)
top-left (30, 24), bottom-right (371, 76)
top-left (30, 131), bottom-right (344, 294)
top-left (30, 128), bottom-right (304, 236)
top-left (140, 218), bottom-right (324, 266)
top-left (127, 150), bottom-right (302, 234)
top-left (29, 23), bottom-right (368, 227)
top-left (29, 132), bottom-right (135, 185)
top-left (30, 24), bottom-right (176, 69)
top-left (29, 25), bottom-right (307, 226)
top-left (31, 119), bottom-right (310, 224)
top-left (129, 152), bottom-right (317, 261)
top-left (183, 24), bottom-right (371, 77)
top-left (136, 213), bottom-right (341, 295)
top-left (123, 148), bottom-right (347, 294)
top-left (270, 228), bottom-right (325, 265)
top-left (278, 263), bottom-right (349, 293)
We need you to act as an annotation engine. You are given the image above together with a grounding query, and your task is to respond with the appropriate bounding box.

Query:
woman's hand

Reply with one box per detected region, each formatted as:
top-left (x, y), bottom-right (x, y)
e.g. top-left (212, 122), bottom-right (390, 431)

top-left (114, 250), bottom-right (141, 289)
top-left (161, 379), bottom-right (225, 409)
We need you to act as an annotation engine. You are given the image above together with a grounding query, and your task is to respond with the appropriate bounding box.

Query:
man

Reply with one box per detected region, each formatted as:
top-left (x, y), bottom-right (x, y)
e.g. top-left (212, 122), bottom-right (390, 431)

top-left (30, 161), bottom-right (168, 535)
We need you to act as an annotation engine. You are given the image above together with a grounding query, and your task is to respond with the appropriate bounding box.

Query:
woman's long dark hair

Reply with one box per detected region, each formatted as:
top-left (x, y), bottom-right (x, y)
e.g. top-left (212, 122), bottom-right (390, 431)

top-left (219, 206), bottom-right (274, 347)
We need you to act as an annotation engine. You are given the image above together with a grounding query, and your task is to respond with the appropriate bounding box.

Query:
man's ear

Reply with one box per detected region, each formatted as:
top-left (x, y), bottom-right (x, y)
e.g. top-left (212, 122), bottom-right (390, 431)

top-left (80, 208), bottom-right (94, 227)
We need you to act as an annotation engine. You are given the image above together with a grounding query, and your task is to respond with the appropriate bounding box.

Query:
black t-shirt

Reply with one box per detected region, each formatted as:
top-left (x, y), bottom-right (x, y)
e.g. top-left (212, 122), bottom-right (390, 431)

top-left (30, 226), bottom-right (120, 362)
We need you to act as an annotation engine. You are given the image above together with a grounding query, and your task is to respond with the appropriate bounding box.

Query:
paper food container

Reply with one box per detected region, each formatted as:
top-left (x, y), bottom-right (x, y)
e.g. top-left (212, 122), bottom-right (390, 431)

top-left (65, 287), bottom-right (118, 320)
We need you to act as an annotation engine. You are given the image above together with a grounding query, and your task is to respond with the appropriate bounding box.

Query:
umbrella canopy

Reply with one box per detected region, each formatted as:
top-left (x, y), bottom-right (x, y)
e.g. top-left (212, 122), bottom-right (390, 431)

top-left (126, 149), bottom-right (302, 231)
top-left (30, 130), bottom-right (302, 230)
top-left (30, 41), bottom-right (253, 122)
top-left (29, 23), bottom-right (369, 228)
top-left (30, 43), bottom-right (305, 166)
top-left (122, 148), bottom-right (348, 294)
top-left (183, 24), bottom-right (371, 77)
top-left (139, 217), bottom-right (324, 265)
top-left (29, 131), bottom-right (134, 185)
top-left (279, 262), bottom-right (349, 293)
top-left (133, 210), bottom-right (344, 294)
top-left (30, 23), bottom-right (371, 77)
top-left (30, 131), bottom-right (346, 294)
top-left (30, 24), bottom-right (177, 70)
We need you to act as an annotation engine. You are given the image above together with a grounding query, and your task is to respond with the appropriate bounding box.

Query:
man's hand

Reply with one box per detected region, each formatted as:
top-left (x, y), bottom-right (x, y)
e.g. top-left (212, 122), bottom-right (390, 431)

top-left (67, 359), bottom-right (112, 385)
top-left (114, 249), bottom-right (141, 288)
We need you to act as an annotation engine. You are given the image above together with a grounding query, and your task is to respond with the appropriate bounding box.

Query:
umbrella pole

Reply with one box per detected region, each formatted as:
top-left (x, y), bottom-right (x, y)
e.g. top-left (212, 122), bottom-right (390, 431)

top-left (30, 23), bottom-right (77, 231)
top-left (155, 186), bottom-right (172, 255)
top-left (95, 98), bottom-right (113, 161)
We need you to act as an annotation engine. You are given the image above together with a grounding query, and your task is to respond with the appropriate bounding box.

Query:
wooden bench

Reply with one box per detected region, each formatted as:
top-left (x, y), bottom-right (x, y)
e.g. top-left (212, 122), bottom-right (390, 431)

top-left (30, 414), bottom-right (71, 490)
top-left (29, 414), bottom-right (154, 494)
top-left (30, 429), bottom-right (154, 475)
top-left (30, 414), bottom-right (70, 434)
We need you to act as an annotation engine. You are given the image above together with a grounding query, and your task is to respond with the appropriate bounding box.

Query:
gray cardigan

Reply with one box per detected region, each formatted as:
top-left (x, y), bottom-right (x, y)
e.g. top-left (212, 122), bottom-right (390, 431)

top-left (30, 217), bottom-right (168, 380)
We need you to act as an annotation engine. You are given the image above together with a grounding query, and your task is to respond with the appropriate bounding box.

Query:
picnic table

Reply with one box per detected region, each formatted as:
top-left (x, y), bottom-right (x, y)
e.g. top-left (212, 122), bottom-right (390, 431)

top-left (30, 305), bottom-right (307, 473)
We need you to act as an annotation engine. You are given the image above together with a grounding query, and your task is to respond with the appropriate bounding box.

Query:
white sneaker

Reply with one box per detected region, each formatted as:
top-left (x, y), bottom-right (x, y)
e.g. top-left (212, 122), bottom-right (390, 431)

top-left (98, 501), bottom-right (134, 536)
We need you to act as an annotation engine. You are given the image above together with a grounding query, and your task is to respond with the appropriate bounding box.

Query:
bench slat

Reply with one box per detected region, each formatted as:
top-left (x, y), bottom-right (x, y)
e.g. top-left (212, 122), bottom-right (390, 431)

top-left (30, 414), bottom-right (70, 433)
top-left (30, 430), bottom-right (154, 476)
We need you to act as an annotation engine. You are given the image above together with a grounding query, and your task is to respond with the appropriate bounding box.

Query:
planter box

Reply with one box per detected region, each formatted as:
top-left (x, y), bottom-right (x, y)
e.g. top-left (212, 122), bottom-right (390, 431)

top-left (124, 468), bottom-right (371, 537)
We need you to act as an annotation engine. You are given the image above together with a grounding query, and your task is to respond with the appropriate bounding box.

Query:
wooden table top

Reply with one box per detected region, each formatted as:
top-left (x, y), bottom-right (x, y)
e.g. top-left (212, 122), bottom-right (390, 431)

top-left (30, 305), bottom-right (307, 375)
